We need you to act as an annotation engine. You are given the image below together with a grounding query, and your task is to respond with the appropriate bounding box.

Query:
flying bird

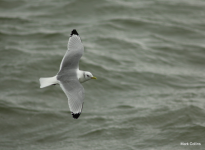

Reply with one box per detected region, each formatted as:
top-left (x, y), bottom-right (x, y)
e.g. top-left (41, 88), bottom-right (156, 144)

top-left (39, 29), bottom-right (97, 119)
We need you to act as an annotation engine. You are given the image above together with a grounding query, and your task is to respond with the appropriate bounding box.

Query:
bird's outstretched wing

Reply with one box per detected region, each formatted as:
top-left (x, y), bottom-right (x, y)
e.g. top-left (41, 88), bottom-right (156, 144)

top-left (58, 29), bottom-right (84, 75)
top-left (59, 79), bottom-right (85, 119)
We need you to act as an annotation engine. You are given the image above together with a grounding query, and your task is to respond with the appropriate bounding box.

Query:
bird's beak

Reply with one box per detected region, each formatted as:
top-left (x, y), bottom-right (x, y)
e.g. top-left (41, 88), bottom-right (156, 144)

top-left (91, 76), bottom-right (97, 79)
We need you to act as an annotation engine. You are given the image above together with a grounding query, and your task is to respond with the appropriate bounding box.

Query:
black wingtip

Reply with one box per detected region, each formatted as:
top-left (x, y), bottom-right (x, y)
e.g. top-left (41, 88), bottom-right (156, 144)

top-left (72, 112), bottom-right (81, 119)
top-left (70, 29), bottom-right (79, 36)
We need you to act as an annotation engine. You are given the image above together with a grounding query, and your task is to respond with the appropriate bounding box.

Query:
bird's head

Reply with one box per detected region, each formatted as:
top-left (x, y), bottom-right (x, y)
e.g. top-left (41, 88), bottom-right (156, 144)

top-left (84, 71), bottom-right (97, 81)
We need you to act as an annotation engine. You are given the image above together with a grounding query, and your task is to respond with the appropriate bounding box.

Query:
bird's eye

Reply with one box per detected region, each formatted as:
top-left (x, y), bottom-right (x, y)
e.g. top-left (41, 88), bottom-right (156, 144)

top-left (87, 75), bottom-right (89, 77)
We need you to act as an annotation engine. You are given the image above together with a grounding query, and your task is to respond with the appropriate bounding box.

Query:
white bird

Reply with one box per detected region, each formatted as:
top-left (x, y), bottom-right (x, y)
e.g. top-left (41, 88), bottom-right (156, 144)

top-left (39, 29), bottom-right (97, 119)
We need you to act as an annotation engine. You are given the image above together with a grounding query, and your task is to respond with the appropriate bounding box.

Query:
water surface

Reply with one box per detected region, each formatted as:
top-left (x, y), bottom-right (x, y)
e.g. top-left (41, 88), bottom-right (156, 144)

top-left (1, 0), bottom-right (205, 150)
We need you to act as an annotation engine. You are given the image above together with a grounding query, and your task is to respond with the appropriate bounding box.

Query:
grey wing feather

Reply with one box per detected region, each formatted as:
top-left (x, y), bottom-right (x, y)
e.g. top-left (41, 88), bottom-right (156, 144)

top-left (59, 80), bottom-right (85, 119)
top-left (59, 34), bottom-right (84, 74)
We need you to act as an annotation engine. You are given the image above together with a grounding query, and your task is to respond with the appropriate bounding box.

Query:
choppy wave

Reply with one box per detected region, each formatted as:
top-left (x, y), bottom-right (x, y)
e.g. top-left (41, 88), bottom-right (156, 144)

top-left (1, 0), bottom-right (205, 150)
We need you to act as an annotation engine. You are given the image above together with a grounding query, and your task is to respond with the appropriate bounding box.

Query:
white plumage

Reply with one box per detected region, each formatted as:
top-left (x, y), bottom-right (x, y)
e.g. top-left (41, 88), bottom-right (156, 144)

top-left (39, 29), bottom-right (97, 119)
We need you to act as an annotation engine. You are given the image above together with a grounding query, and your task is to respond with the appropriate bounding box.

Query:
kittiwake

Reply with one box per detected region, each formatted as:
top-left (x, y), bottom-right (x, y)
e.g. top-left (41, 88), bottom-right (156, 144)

top-left (39, 29), bottom-right (97, 119)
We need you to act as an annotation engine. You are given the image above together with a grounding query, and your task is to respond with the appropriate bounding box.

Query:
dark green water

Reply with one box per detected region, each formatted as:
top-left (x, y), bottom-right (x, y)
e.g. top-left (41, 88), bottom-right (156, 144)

top-left (1, 0), bottom-right (205, 150)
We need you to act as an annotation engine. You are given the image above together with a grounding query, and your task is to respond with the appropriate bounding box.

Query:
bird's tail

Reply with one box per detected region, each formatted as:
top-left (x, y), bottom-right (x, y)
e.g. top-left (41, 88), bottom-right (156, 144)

top-left (39, 76), bottom-right (58, 88)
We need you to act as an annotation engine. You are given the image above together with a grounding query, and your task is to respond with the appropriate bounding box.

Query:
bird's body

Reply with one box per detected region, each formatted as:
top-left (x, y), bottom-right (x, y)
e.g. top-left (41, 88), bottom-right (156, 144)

top-left (39, 29), bottom-right (96, 119)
